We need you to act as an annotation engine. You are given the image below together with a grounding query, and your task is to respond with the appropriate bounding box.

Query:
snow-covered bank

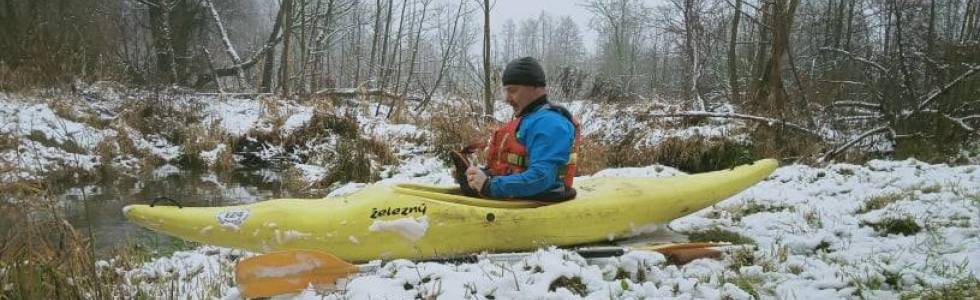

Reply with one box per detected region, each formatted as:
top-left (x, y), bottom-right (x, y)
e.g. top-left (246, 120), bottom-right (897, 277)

top-left (109, 159), bottom-right (980, 299)
top-left (0, 87), bottom-right (754, 187)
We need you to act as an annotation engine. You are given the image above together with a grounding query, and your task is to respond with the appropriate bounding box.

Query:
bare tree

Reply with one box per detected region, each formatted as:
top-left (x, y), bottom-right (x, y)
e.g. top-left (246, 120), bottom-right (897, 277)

top-left (481, 0), bottom-right (493, 118)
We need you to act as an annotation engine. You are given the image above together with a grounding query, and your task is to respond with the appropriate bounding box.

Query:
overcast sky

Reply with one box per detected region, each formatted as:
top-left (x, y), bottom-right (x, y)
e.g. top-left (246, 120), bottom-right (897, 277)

top-left (488, 0), bottom-right (669, 53)
top-left (489, 0), bottom-right (598, 51)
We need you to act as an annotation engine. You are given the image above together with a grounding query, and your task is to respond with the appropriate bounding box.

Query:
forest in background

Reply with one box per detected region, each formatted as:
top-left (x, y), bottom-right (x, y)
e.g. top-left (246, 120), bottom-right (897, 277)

top-left (1, 0), bottom-right (978, 163)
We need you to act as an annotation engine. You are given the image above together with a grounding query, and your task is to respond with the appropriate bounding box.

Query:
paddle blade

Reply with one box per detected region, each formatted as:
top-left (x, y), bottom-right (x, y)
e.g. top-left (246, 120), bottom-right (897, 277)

top-left (637, 242), bottom-right (731, 265)
top-left (235, 250), bottom-right (359, 298)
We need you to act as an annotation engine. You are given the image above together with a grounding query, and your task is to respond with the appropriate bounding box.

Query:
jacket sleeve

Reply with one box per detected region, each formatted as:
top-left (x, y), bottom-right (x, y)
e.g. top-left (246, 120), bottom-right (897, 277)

top-left (487, 113), bottom-right (575, 198)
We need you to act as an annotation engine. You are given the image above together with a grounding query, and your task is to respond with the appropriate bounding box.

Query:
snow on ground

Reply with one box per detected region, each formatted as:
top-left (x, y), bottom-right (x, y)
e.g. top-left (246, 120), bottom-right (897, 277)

top-left (109, 159), bottom-right (980, 300)
top-left (0, 93), bottom-right (112, 179)
top-left (3, 88), bottom-right (978, 298)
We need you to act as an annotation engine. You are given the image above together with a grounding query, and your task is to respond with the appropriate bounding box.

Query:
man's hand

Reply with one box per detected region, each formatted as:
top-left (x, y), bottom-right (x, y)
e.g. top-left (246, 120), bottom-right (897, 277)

top-left (465, 166), bottom-right (488, 193)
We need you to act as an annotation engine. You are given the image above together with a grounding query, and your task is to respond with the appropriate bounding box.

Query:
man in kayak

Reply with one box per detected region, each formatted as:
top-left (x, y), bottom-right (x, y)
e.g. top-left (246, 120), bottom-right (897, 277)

top-left (454, 57), bottom-right (580, 201)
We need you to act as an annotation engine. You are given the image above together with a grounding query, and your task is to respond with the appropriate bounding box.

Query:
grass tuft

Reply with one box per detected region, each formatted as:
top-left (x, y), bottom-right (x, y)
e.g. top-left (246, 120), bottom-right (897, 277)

top-left (858, 191), bottom-right (910, 214)
top-left (902, 277), bottom-right (980, 300)
top-left (548, 276), bottom-right (588, 296)
top-left (724, 200), bottom-right (792, 221)
top-left (687, 228), bottom-right (756, 245)
top-left (862, 217), bottom-right (922, 236)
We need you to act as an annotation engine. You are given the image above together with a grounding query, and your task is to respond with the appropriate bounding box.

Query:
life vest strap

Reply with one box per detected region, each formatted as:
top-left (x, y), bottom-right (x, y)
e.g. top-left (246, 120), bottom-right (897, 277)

top-left (505, 153), bottom-right (577, 168)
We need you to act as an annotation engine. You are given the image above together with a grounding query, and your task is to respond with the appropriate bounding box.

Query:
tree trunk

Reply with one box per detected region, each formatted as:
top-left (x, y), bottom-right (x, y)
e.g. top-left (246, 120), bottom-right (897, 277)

top-left (204, 0), bottom-right (248, 89)
top-left (373, 0), bottom-right (394, 116)
top-left (682, 0), bottom-right (705, 111)
top-left (279, 0), bottom-right (294, 98)
top-left (482, 0), bottom-right (493, 119)
top-left (389, 0), bottom-right (409, 97)
top-left (260, 3), bottom-right (285, 93)
top-left (844, 0), bottom-right (855, 50)
top-left (728, 0), bottom-right (741, 104)
top-left (368, 0), bottom-right (383, 83)
top-left (148, 1), bottom-right (179, 84)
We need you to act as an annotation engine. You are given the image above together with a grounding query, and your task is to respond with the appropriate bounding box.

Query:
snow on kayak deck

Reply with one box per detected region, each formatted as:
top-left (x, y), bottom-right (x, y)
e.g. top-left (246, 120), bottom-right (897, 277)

top-left (106, 159), bottom-right (980, 299)
top-left (368, 216), bottom-right (429, 242)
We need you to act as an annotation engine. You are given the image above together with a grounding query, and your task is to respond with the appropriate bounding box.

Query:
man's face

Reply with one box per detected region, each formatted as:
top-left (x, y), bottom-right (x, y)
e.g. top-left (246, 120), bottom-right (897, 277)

top-left (503, 85), bottom-right (541, 110)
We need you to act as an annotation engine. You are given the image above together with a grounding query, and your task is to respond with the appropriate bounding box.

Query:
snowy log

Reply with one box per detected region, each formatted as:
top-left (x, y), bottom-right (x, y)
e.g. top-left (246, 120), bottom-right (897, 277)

top-left (648, 111), bottom-right (822, 138)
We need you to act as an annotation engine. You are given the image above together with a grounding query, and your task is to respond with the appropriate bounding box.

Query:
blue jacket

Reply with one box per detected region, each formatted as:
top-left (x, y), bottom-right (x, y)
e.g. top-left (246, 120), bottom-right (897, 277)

top-left (487, 97), bottom-right (576, 198)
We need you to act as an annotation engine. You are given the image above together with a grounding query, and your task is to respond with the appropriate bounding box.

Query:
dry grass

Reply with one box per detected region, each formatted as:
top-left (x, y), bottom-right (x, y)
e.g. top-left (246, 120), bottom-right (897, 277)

top-left (902, 277), bottom-right (980, 300)
top-left (426, 106), bottom-right (492, 165)
top-left (857, 191), bottom-right (910, 214)
top-left (47, 96), bottom-right (112, 130)
top-left (178, 123), bottom-right (226, 170)
top-left (574, 136), bottom-right (609, 176)
top-left (0, 133), bottom-right (17, 152)
top-left (118, 95), bottom-right (203, 145)
top-left (212, 142), bottom-right (237, 173)
top-left (0, 191), bottom-right (118, 299)
top-left (723, 200), bottom-right (792, 222)
top-left (0, 180), bottom-right (227, 299)
top-left (267, 107), bottom-right (397, 188)
top-left (606, 133), bottom-right (756, 173)
top-left (862, 217), bottom-right (922, 236)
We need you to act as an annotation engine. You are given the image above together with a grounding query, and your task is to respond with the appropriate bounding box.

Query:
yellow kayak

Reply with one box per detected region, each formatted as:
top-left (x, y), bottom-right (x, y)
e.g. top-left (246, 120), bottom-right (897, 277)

top-left (124, 159), bottom-right (777, 262)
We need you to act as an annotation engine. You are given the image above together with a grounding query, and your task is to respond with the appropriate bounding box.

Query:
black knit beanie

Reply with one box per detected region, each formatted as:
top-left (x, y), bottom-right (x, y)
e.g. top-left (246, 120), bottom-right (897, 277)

top-left (502, 57), bottom-right (546, 87)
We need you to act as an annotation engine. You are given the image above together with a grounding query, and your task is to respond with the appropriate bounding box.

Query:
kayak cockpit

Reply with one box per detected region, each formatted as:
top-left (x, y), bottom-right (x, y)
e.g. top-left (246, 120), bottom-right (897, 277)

top-left (391, 184), bottom-right (552, 208)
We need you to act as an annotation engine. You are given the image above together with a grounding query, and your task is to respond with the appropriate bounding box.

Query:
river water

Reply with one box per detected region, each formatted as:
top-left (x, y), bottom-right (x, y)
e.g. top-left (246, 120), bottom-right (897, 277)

top-left (47, 166), bottom-right (316, 256)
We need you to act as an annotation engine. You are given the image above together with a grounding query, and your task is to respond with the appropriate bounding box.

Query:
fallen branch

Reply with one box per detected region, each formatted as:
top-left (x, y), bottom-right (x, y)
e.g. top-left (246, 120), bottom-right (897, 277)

top-left (828, 101), bottom-right (882, 110)
top-left (820, 48), bottom-right (888, 73)
top-left (820, 126), bottom-right (890, 162)
top-left (920, 110), bottom-right (980, 135)
top-left (961, 115), bottom-right (980, 121)
top-left (818, 80), bottom-right (866, 86)
top-left (834, 115), bottom-right (883, 122)
top-left (908, 64), bottom-right (980, 118)
top-left (648, 111), bottom-right (822, 138)
top-left (941, 114), bottom-right (979, 134)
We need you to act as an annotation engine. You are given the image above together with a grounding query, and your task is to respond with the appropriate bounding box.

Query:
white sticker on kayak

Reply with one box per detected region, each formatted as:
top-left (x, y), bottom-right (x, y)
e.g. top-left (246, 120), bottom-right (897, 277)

top-left (216, 209), bottom-right (250, 229)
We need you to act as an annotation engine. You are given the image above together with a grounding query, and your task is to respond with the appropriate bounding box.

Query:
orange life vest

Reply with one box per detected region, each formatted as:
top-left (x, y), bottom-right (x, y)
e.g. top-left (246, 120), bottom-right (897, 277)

top-left (485, 104), bottom-right (581, 190)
